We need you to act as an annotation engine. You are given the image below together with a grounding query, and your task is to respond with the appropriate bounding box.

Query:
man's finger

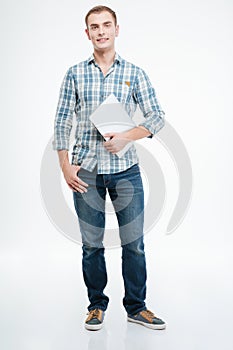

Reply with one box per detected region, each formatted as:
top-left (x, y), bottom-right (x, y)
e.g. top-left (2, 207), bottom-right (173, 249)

top-left (73, 176), bottom-right (89, 187)
top-left (77, 178), bottom-right (89, 187)
top-left (71, 181), bottom-right (87, 193)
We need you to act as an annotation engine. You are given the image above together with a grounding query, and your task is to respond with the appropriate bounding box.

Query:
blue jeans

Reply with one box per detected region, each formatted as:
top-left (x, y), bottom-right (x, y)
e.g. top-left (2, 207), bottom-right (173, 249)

top-left (73, 164), bottom-right (147, 315)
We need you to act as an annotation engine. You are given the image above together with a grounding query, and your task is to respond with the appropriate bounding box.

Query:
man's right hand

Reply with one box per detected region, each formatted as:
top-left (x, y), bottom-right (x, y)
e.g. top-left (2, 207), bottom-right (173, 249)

top-left (62, 164), bottom-right (88, 193)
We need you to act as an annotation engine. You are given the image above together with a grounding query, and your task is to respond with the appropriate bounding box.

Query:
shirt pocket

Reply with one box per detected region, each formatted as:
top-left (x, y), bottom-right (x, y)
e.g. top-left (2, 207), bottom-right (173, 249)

top-left (117, 82), bottom-right (137, 116)
top-left (117, 82), bottom-right (133, 104)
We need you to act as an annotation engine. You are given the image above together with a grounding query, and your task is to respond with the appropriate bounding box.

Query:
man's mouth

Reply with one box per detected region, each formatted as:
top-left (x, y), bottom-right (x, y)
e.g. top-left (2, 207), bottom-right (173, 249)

top-left (97, 38), bottom-right (109, 43)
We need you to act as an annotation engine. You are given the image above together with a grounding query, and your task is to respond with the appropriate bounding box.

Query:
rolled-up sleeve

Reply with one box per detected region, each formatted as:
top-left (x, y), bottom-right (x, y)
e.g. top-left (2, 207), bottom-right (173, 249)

top-left (52, 68), bottom-right (76, 150)
top-left (133, 68), bottom-right (165, 137)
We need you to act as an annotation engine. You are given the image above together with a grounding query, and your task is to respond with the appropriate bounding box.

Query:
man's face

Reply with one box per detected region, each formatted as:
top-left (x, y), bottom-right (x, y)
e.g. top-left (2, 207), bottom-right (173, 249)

top-left (85, 11), bottom-right (119, 51)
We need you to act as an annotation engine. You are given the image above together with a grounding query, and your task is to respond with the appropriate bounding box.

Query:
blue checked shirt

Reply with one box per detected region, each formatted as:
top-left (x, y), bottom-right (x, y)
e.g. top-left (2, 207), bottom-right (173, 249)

top-left (53, 53), bottom-right (165, 174)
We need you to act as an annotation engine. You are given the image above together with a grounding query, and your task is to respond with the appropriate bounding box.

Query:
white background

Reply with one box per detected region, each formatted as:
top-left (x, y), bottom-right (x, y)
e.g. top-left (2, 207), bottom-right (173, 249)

top-left (1, 0), bottom-right (233, 349)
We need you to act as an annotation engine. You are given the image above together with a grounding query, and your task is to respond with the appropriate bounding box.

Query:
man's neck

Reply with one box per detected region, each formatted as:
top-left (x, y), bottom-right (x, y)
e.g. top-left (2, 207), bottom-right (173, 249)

top-left (93, 49), bottom-right (116, 67)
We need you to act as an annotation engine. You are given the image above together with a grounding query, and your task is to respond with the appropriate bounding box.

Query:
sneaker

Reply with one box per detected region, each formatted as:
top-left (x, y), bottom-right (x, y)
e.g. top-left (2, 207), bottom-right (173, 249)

top-left (85, 309), bottom-right (104, 331)
top-left (127, 309), bottom-right (166, 330)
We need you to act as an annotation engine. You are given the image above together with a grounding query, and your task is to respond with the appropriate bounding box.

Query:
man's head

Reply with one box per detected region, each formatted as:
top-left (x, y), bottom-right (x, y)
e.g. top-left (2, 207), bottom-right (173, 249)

top-left (85, 5), bottom-right (117, 27)
top-left (85, 5), bottom-right (119, 52)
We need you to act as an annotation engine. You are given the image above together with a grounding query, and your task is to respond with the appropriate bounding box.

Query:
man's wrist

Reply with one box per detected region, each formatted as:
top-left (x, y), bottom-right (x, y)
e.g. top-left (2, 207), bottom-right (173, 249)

top-left (61, 162), bottom-right (69, 172)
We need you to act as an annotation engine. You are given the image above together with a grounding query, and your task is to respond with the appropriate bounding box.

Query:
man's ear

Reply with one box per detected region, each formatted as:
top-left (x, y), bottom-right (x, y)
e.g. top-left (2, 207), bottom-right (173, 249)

top-left (115, 25), bottom-right (119, 37)
top-left (85, 28), bottom-right (91, 40)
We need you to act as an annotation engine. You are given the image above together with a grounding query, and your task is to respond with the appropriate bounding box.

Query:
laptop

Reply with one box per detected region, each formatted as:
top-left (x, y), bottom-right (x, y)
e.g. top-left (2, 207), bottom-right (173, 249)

top-left (89, 93), bottom-right (136, 157)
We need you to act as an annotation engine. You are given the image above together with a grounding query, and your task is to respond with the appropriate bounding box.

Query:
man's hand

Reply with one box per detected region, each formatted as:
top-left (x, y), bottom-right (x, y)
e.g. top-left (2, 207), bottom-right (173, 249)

top-left (103, 127), bottom-right (151, 154)
top-left (57, 150), bottom-right (88, 193)
top-left (103, 132), bottom-right (131, 154)
top-left (62, 164), bottom-right (88, 193)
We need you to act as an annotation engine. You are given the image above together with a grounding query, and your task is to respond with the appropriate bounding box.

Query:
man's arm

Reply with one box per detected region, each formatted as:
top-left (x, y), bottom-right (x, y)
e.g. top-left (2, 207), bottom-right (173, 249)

top-left (53, 69), bottom-right (88, 193)
top-left (133, 68), bottom-right (165, 137)
top-left (53, 68), bottom-right (76, 151)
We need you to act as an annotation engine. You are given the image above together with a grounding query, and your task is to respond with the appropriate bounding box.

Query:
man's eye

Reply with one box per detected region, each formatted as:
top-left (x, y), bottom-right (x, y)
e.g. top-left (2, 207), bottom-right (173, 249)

top-left (91, 26), bottom-right (98, 30)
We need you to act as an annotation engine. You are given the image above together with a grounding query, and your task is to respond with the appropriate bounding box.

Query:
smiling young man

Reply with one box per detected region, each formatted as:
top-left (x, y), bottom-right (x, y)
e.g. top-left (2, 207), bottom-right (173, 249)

top-left (53, 5), bottom-right (166, 331)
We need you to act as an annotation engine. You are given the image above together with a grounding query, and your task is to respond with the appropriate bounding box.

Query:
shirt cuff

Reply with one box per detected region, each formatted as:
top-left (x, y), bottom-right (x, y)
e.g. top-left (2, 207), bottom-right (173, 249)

top-left (139, 116), bottom-right (165, 138)
top-left (52, 139), bottom-right (70, 150)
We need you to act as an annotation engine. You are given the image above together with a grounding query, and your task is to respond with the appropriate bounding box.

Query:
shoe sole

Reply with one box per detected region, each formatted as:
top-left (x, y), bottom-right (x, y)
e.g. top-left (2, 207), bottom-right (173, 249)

top-left (127, 317), bottom-right (166, 330)
top-left (85, 323), bottom-right (103, 331)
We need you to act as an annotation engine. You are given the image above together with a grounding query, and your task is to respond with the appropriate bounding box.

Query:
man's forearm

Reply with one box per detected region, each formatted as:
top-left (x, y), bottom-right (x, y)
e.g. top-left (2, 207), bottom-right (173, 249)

top-left (124, 126), bottom-right (151, 141)
top-left (57, 150), bottom-right (70, 172)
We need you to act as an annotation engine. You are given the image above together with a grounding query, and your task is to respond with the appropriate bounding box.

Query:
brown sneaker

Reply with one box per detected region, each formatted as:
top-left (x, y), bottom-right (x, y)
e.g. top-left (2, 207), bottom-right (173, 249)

top-left (85, 309), bottom-right (104, 331)
top-left (127, 309), bottom-right (166, 330)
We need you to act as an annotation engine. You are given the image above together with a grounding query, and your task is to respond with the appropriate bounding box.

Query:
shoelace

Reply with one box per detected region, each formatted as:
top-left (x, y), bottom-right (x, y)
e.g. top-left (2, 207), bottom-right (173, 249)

top-left (87, 309), bottom-right (101, 320)
top-left (140, 309), bottom-right (158, 321)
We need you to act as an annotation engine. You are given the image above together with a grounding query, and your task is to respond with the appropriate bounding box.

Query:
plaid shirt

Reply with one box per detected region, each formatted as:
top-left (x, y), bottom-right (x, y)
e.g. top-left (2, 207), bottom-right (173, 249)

top-left (53, 53), bottom-right (165, 174)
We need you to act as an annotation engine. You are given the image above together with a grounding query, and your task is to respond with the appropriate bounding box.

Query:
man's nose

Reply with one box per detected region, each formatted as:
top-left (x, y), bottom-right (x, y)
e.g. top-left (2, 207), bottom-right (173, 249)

top-left (98, 25), bottom-right (105, 35)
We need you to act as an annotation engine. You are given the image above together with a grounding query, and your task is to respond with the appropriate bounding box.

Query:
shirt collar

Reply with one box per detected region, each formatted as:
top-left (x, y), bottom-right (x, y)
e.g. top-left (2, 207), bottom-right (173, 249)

top-left (87, 52), bottom-right (122, 66)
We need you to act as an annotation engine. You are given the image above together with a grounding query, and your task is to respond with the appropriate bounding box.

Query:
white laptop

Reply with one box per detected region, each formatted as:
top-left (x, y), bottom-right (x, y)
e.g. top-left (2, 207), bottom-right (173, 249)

top-left (89, 94), bottom-right (136, 157)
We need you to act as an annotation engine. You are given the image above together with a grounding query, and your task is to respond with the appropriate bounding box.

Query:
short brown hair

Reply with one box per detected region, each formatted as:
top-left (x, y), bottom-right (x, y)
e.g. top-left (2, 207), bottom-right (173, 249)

top-left (85, 5), bottom-right (117, 27)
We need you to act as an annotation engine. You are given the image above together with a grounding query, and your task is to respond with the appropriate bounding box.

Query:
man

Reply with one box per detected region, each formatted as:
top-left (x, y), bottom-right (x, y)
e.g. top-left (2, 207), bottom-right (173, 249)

top-left (53, 5), bottom-right (166, 331)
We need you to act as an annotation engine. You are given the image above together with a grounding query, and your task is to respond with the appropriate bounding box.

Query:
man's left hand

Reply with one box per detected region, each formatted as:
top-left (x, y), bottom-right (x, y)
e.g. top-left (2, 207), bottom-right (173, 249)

top-left (103, 132), bottom-right (131, 154)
